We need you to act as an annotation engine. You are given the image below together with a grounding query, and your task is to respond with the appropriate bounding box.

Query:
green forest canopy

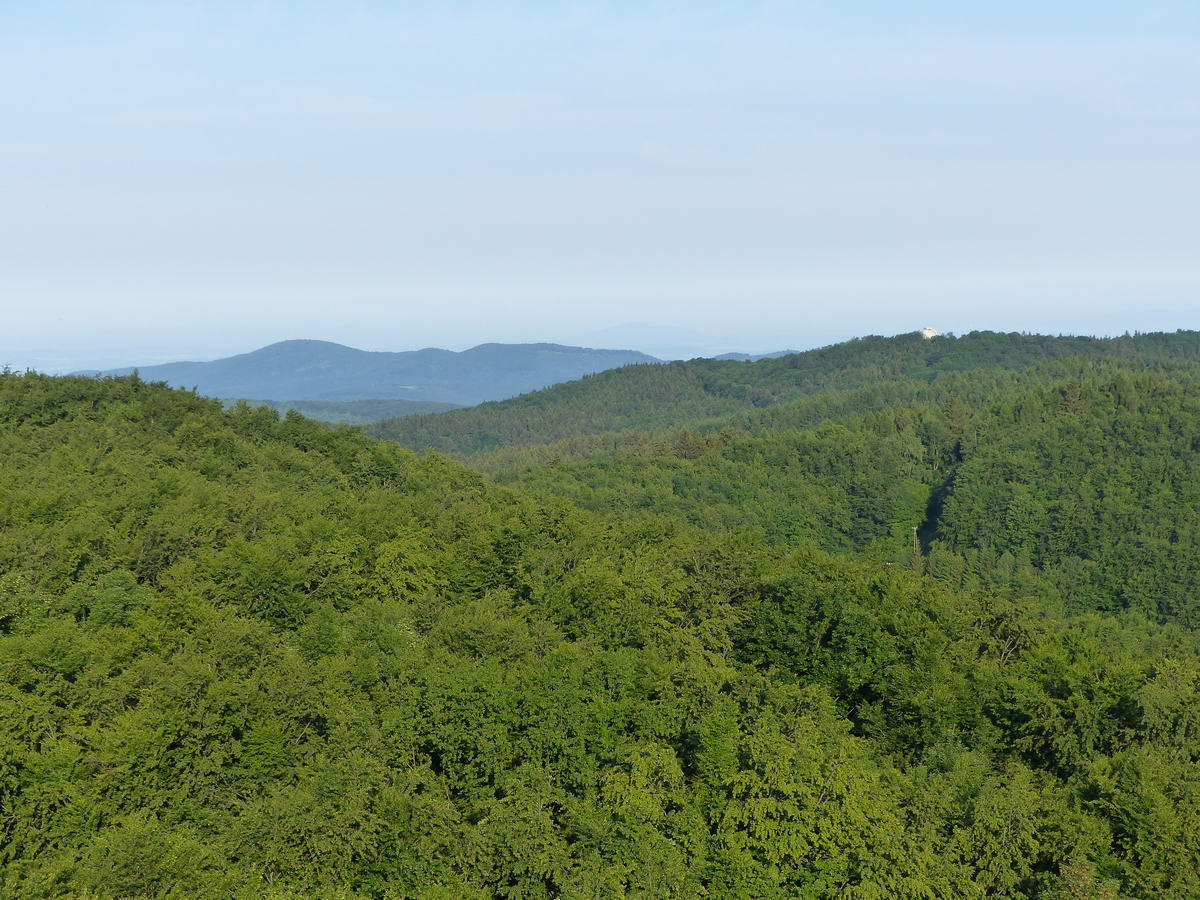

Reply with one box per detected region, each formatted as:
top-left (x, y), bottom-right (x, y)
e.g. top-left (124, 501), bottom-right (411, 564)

top-left (3, 332), bottom-right (1200, 898)
top-left (370, 330), bottom-right (1200, 455)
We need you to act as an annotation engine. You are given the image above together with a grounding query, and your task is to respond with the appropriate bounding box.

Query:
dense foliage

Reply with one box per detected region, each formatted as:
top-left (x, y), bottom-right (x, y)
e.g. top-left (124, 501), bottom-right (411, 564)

top-left (491, 359), bottom-right (1200, 625)
top-left (4, 332), bottom-right (1200, 898)
top-left (372, 330), bottom-right (1200, 455)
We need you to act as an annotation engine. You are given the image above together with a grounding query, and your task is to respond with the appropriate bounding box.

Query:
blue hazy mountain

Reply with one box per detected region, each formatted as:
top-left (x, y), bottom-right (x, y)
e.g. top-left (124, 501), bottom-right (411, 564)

top-left (573, 323), bottom-right (816, 361)
top-left (79, 340), bottom-right (661, 406)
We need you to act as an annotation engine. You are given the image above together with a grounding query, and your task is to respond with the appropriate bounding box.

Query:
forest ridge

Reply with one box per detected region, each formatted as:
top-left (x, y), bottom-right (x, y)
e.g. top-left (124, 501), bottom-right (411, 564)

top-left (2, 329), bottom-right (1200, 897)
top-left (372, 329), bottom-right (1200, 455)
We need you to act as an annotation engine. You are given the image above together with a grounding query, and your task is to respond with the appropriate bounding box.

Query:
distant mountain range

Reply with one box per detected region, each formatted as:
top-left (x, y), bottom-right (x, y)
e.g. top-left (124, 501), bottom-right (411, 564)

top-left (571, 322), bottom-right (822, 360)
top-left (712, 350), bottom-right (800, 361)
top-left (77, 340), bottom-right (661, 407)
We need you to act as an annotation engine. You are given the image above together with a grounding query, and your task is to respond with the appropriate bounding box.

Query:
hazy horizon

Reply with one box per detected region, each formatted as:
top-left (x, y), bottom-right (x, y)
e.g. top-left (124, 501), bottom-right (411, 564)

top-left (4, 2), bottom-right (1198, 371)
top-left (18, 321), bottom-right (1200, 378)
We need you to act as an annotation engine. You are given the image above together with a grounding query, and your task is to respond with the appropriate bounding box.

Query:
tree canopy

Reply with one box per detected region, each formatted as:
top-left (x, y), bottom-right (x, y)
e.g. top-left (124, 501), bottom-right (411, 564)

top-left (4, 334), bottom-right (1200, 897)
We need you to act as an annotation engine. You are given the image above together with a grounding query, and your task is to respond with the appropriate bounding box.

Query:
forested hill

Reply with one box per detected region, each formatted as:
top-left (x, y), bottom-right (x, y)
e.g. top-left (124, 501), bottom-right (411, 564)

top-left (492, 358), bottom-right (1200, 626)
top-left (5, 370), bottom-right (1200, 897)
top-left (78, 339), bottom-right (660, 406)
top-left (371, 330), bottom-right (1200, 455)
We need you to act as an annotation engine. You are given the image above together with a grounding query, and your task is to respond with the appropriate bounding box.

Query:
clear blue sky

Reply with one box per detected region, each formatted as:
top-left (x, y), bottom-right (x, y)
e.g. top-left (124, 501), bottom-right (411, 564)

top-left (3, 1), bottom-right (1199, 369)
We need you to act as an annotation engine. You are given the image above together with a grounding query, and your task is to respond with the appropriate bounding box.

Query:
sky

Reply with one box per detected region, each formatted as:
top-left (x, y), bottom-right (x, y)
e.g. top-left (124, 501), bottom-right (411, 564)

top-left (2, 1), bottom-right (1199, 369)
